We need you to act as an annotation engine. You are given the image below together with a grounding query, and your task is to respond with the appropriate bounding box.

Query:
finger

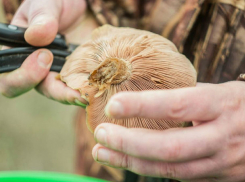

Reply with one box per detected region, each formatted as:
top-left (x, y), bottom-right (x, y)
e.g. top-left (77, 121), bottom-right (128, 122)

top-left (36, 72), bottom-right (87, 107)
top-left (10, 2), bottom-right (28, 27)
top-left (12, 0), bottom-right (62, 46)
top-left (195, 82), bottom-right (212, 87)
top-left (56, 0), bottom-right (87, 31)
top-left (105, 84), bottom-right (223, 121)
top-left (92, 144), bottom-right (220, 180)
top-left (188, 179), bottom-right (216, 182)
top-left (94, 123), bottom-right (221, 162)
top-left (0, 49), bottom-right (53, 98)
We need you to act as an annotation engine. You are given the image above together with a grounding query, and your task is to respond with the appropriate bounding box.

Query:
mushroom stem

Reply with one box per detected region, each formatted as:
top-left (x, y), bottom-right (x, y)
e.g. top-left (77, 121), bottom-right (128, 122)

top-left (88, 57), bottom-right (131, 91)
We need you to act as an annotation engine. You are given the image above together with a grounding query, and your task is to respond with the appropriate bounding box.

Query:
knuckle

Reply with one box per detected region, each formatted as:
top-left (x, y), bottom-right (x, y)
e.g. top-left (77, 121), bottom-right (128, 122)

top-left (164, 139), bottom-right (182, 161)
top-left (159, 163), bottom-right (178, 179)
top-left (29, 5), bottom-right (47, 22)
top-left (116, 134), bottom-right (127, 153)
top-left (167, 95), bottom-right (186, 120)
top-left (223, 97), bottom-right (241, 111)
top-left (224, 141), bottom-right (245, 167)
top-left (106, 126), bottom-right (128, 152)
top-left (14, 69), bottom-right (40, 88)
top-left (135, 101), bottom-right (145, 117)
top-left (221, 84), bottom-right (243, 112)
top-left (26, 72), bottom-right (43, 85)
top-left (120, 154), bottom-right (131, 169)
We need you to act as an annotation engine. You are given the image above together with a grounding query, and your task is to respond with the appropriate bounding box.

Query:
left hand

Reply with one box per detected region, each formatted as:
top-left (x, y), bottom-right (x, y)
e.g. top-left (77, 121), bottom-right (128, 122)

top-left (92, 81), bottom-right (245, 182)
top-left (0, 0), bottom-right (97, 107)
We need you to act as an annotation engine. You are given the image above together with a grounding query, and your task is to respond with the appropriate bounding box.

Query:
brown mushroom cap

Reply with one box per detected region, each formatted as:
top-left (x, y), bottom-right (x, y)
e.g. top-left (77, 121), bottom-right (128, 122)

top-left (60, 25), bottom-right (197, 133)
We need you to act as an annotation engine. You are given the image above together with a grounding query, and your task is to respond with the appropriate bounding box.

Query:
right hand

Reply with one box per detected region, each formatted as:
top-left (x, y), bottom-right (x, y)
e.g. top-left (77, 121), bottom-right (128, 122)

top-left (0, 0), bottom-right (89, 107)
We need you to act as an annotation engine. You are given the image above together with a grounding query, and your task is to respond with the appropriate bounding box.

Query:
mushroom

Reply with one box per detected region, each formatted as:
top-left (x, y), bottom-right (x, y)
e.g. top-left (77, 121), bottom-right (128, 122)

top-left (60, 25), bottom-right (197, 133)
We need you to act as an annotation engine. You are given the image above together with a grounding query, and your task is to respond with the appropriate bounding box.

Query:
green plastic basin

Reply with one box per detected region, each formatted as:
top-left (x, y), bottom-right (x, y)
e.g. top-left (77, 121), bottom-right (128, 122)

top-left (0, 171), bottom-right (109, 182)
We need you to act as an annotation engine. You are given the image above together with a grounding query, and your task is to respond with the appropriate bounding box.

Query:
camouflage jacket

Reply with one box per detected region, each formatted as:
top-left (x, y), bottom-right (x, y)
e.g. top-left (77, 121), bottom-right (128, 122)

top-left (2, 0), bottom-right (245, 182)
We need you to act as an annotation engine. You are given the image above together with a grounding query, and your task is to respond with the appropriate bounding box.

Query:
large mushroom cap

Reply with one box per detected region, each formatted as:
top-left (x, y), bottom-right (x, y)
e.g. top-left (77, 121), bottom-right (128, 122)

top-left (60, 25), bottom-right (197, 133)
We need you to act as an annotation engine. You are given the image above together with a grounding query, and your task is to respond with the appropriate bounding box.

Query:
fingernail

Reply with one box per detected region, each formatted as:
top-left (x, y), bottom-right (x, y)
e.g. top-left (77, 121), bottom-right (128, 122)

top-left (37, 51), bottom-right (52, 68)
top-left (105, 100), bottom-right (124, 118)
top-left (75, 99), bottom-right (86, 109)
top-left (95, 128), bottom-right (107, 145)
top-left (94, 148), bottom-right (110, 164)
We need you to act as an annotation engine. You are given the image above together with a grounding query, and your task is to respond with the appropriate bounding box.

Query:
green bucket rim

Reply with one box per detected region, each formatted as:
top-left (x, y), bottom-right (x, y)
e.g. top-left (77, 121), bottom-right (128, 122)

top-left (0, 171), bottom-right (109, 182)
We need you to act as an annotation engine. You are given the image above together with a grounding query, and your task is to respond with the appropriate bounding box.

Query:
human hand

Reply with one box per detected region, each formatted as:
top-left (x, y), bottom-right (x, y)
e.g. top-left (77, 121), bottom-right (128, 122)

top-left (0, 0), bottom-right (88, 106)
top-left (92, 81), bottom-right (245, 182)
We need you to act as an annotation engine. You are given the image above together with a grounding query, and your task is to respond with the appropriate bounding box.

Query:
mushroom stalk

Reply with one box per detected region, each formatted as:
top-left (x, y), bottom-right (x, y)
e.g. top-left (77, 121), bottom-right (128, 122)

top-left (88, 57), bottom-right (131, 96)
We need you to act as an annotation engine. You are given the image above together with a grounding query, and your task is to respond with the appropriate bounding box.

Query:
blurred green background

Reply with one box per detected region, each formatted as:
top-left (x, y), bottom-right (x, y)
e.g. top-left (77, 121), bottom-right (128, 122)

top-left (0, 0), bottom-right (78, 174)
top-left (0, 91), bottom-right (78, 173)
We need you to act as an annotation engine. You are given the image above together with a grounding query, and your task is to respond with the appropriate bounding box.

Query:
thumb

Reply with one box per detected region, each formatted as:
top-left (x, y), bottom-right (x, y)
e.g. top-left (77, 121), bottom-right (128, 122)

top-left (0, 49), bottom-right (53, 98)
top-left (23, 0), bottom-right (62, 46)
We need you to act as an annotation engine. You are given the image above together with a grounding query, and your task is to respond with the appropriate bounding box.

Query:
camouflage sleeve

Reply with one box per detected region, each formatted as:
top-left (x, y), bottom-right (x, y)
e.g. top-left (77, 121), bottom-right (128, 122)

top-left (87, 0), bottom-right (245, 84)
top-left (86, 0), bottom-right (141, 28)
top-left (1, 0), bottom-right (22, 23)
top-left (181, 0), bottom-right (245, 83)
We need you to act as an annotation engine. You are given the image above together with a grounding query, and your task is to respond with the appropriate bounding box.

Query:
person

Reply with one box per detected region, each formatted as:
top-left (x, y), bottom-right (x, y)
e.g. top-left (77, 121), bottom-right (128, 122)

top-left (1, 0), bottom-right (245, 182)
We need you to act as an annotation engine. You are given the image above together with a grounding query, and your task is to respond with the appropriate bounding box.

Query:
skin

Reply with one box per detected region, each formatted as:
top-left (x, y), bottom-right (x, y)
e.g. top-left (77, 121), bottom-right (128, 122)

top-left (93, 82), bottom-right (245, 182)
top-left (2, 1), bottom-right (245, 181)
top-left (0, 0), bottom-right (88, 105)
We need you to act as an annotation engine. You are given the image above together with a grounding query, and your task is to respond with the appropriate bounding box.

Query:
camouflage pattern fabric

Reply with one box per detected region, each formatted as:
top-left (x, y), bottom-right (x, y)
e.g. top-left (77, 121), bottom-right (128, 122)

top-left (1, 0), bottom-right (245, 181)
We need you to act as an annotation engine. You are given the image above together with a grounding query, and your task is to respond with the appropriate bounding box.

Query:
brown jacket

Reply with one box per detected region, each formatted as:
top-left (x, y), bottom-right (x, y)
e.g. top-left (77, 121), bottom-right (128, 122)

top-left (2, 0), bottom-right (245, 181)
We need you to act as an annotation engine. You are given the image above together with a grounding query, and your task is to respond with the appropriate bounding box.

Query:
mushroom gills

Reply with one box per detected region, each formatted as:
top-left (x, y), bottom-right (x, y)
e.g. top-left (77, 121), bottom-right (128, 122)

top-left (59, 25), bottom-right (197, 133)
